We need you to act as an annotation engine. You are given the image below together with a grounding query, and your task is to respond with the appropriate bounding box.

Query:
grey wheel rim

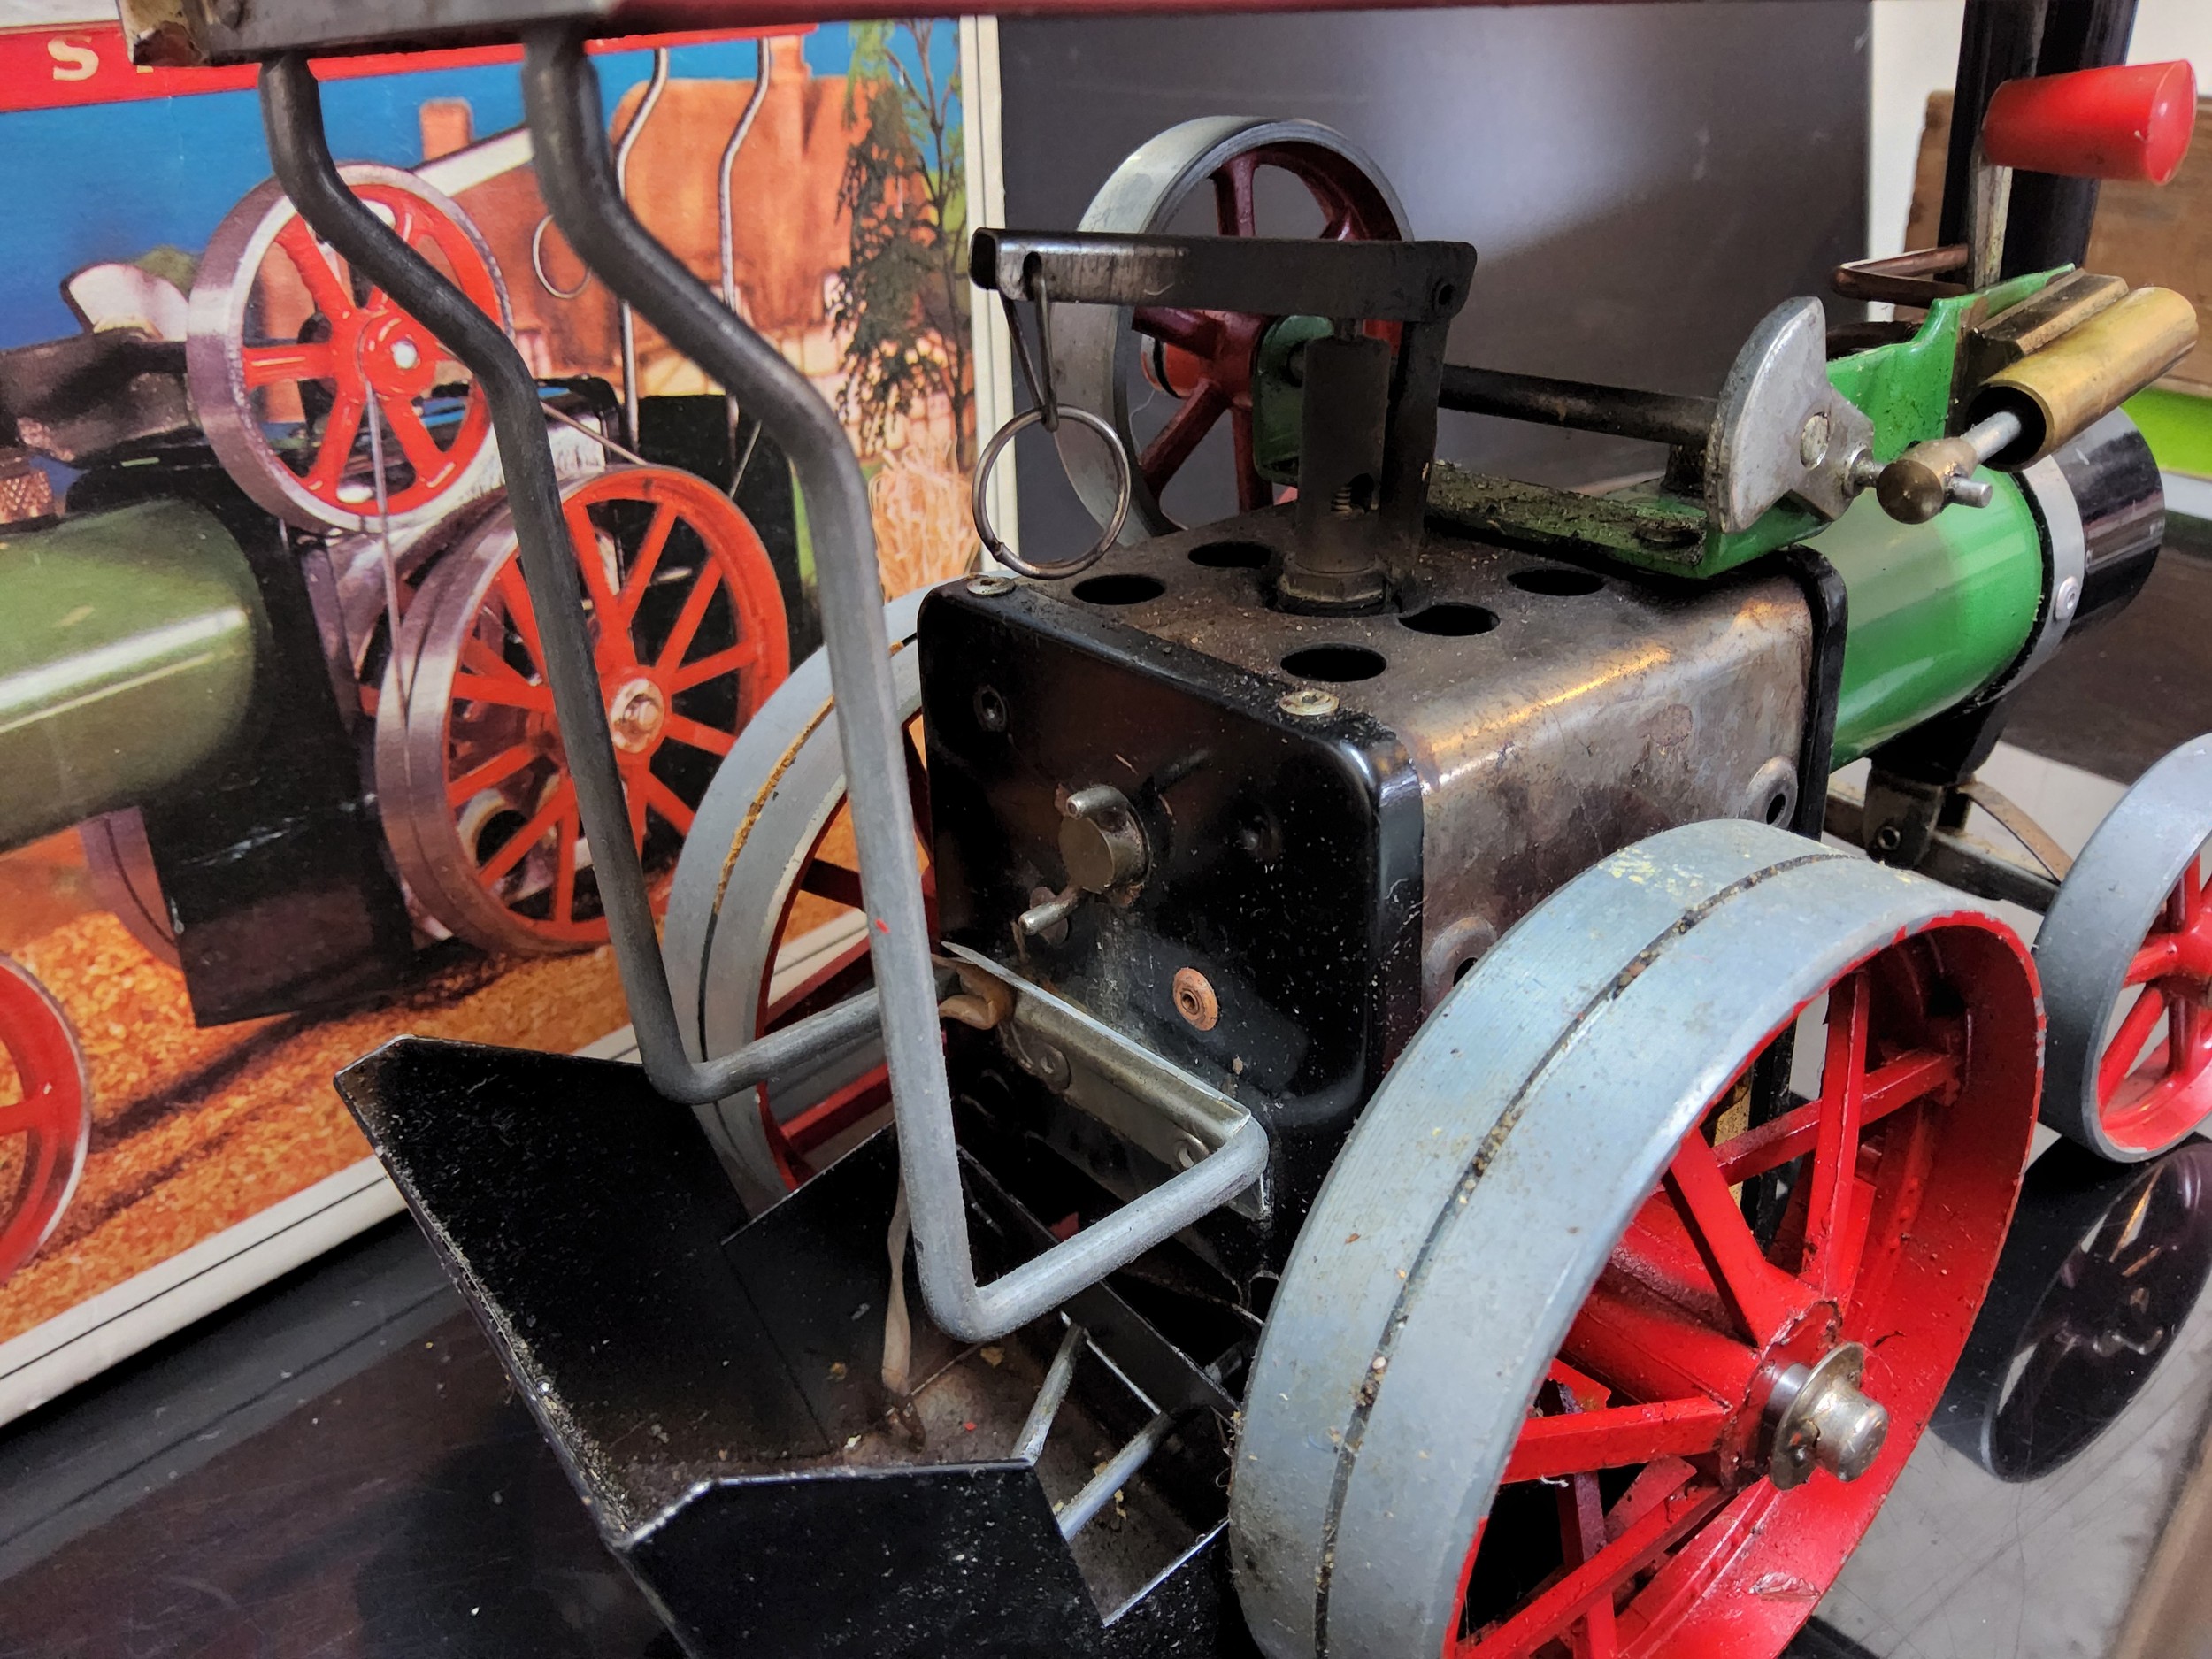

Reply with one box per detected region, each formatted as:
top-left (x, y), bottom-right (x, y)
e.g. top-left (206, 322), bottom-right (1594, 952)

top-left (663, 588), bottom-right (929, 1211)
top-left (2036, 733), bottom-right (2212, 1160)
top-left (1230, 819), bottom-right (2038, 1659)
top-left (1054, 116), bottom-right (1408, 541)
top-left (187, 165), bottom-right (511, 534)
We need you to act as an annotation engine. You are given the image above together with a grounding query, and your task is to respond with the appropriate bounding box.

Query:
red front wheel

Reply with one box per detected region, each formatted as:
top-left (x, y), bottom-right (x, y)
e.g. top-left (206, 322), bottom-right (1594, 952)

top-left (0, 956), bottom-right (90, 1285)
top-left (1232, 822), bottom-right (2040, 1659)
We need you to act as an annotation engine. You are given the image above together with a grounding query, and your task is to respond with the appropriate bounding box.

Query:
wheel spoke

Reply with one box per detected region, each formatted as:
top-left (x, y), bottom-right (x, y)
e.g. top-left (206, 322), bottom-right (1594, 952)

top-left (564, 498), bottom-right (620, 613)
top-left (2100, 984), bottom-right (2170, 1102)
top-left (444, 742), bottom-right (539, 806)
top-left (494, 563), bottom-right (548, 673)
top-left (777, 1066), bottom-right (892, 1157)
top-left (380, 396), bottom-right (449, 480)
top-left (643, 772), bottom-right (696, 836)
top-left (668, 641), bottom-right (758, 692)
top-left (477, 779), bottom-right (571, 887)
top-left (1460, 1482), bottom-right (1725, 1658)
top-left (1662, 1132), bottom-right (1805, 1344)
top-left (551, 800), bottom-right (580, 924)
top-left (2170, 995), bottom-right (2212, 1084)
top-left (304, 386), bottom-right (366, 498)
top-left (1230, 406), bottom-right (1266, 512)
top-left (614, 503), bottom-right (679, 630)
top-left (662, 713), bottom-right (735, 758)
top-left (243, 342), bottom-right (336, 388)
top-left (1131, 306), bottom-right (1225, 357)
top-left (0, 1095), bottom-right (52, 1139)
top-left (1212, 152), bottom-right (1259, 236)
top-left (2127, 934), bottom-right (2184, 986)
top-left (273, 218), bottom-right (355, 320)
top-left (1502, 1396), bottom-right (1732, 1484)
top-left (655, 565), bottom-right (724, 676)
top-left (1711, 1047), bottom-right (1955, 1185)
top-left (1138, 380), bottom-right (1229, 495)
top-left (1802, 972), bottom-right (1870, 1298)
top-left (798, 859), bottom-right (865, 910)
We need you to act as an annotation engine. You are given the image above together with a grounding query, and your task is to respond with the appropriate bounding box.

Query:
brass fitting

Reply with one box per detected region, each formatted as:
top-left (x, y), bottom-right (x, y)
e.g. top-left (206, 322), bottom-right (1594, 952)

top-left (1967, 285), bottom-right (2198, 466)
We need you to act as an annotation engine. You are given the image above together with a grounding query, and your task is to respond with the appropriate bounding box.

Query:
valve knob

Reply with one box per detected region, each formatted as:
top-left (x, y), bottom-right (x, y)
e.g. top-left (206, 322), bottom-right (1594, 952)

top-left (1983, 60), bottom-right (2197, 186)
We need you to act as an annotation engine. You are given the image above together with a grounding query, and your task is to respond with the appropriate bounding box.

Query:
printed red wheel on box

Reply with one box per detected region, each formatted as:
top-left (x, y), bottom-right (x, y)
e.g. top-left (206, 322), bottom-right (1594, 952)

top-left (0, 956), bottom-right (90, 1286)
top-left (377, 465), bottom-right (790, 955)
top-left (188, 165), bottom-right (511, 534)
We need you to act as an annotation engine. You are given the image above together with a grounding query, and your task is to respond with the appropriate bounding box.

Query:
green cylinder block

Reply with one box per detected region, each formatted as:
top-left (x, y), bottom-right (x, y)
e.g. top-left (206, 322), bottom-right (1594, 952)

top-left (0, 499), bottom-right (265, 851)
top-left (1810, 474), bottom-right (2044, 765)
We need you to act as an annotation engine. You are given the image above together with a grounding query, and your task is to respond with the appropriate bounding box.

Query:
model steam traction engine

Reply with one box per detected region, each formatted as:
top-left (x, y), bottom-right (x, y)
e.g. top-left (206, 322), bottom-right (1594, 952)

top-left (0, 131), bottom-right (795, 1281)
top-left (32, 3), bottom-right (2212, 1655)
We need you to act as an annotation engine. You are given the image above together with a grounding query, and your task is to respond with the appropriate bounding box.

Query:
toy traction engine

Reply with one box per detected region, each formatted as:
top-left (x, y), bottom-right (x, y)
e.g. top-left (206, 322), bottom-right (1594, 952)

top-left (42, 11), bottom-right (2212, 1658)
top-left (0, 130), bottom-right (793, 1280)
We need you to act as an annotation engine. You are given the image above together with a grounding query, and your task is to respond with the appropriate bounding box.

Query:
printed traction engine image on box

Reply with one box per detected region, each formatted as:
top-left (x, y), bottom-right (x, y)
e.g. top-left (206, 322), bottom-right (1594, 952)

top-left (0, 14), bottom-right (985, 1417)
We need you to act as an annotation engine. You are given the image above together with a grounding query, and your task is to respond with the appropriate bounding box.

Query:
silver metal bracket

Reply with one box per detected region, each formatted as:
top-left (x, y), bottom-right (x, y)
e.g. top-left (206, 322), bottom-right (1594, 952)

top-left (946, 944), bottom-right (1271, 1222)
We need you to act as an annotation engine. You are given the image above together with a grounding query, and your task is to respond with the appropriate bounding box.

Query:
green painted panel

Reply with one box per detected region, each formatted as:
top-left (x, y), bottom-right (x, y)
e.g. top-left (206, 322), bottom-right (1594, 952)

top-left (1812, 477), bottom-right (2043, 764)
top-left (2123, 384), bottom-right (2212, 479)
top-left (0, 499), bottom-right (265, 850)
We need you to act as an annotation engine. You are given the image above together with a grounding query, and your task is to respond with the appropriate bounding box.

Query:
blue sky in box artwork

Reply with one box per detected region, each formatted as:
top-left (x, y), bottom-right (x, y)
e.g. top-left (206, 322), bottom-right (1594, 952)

top-left (0, 23), bottom-right (962, 350)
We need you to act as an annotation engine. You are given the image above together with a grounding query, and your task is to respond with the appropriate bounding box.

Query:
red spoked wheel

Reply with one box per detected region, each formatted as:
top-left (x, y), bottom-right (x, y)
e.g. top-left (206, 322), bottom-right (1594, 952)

top-left (2085, 854), bottom-right (2212, 1150)
top-left (376, 465), bottom-right (791, 955)
top-left (2038, 735), bottom-right (2212, 1161)
top-left (1455, 940), bottom-right (2023, 1655)
top-left (0, 956), bottom-right (90, 1286)
top-left (674, 589), bottom-right (931, 1215)
top-left (187, 166), bottom-right (511, 533)
top-left (747, 719), bottom-right (935, 1192)
top-left (1055, 117), bottom-right (1407, 537)
top-left (1231, 824), bottom-right (2041, 1659)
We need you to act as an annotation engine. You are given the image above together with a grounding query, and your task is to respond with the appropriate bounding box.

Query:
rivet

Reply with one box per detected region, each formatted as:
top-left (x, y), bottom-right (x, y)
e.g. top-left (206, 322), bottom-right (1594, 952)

top-left (967, 574), bottom-right (1016, 596)
top-left (1279, 687), bottom-right (1339, 719)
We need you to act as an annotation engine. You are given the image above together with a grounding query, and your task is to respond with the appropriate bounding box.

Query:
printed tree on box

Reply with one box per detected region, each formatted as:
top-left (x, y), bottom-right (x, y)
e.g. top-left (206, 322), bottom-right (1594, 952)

top-left (832, 19), bottom-right (972, 472)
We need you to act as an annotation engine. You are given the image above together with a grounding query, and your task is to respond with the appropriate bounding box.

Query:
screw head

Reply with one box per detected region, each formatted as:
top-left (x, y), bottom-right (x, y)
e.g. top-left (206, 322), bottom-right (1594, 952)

top-left (1173, 966), bottom-right (1220, 1032)
top-left (1279, 687), bottom-right (1340, 719)
top-left (1872, 823), bottom-right (1903, 854)
top-left (2054, 574), bottom-right (2082, 621)
top-left (967, 574), bottom-right (1016, 596)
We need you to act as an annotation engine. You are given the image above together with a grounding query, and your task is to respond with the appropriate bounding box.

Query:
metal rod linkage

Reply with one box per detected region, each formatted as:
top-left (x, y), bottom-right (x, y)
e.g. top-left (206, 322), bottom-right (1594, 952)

top-left (1012, 1321), bottom-right (1087, 1464)
top-left (257, 55), bottom-right (878, 1109)
top-left (517, 27), bottom-right (1263, 1343)
top-left (1437, 362), bottom-right (1717, 449)
top-left (1057, 1405), bottom-right (1182, 1538)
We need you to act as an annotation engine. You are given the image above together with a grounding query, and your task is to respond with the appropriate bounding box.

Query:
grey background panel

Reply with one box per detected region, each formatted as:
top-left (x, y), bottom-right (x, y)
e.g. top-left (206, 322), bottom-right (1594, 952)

top-left (999, 0), bottom-right (1871, 552)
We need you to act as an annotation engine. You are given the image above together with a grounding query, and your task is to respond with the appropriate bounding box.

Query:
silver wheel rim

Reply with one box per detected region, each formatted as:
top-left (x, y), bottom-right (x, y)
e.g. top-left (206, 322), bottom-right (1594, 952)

top-left (663, 587), bottom-right (930, 1211)
top-left (1231, 819), bottom-right (2037, 1659)
top-left (1054, 116), bottom-right (1408, 541)
top-left (187, 165), bottom-right (511, 534)
top-left (2036, 733), bottom-right (2212, 1160)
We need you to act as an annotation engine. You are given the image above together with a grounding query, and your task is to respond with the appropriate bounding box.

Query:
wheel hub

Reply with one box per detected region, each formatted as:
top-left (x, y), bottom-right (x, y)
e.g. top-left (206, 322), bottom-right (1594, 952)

top-left (1765, 1341), bottom-right (1890, 1489)
top-left (606, 674), bottom-right (668, 755)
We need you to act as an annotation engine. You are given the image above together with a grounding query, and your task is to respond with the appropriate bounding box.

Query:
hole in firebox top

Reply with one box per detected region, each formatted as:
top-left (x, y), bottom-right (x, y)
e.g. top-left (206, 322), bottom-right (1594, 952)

top-left (1509, 566), bottom-right (1604, 597)
top-left (1072, 573), bottom-right (1165, 605)
top-left (1281, 644), bottom-right (1386, 683)
top-left (1189, 541), bottom-right (1271, 570)
top-left (1400, 603), bottom-right (1498, 637)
